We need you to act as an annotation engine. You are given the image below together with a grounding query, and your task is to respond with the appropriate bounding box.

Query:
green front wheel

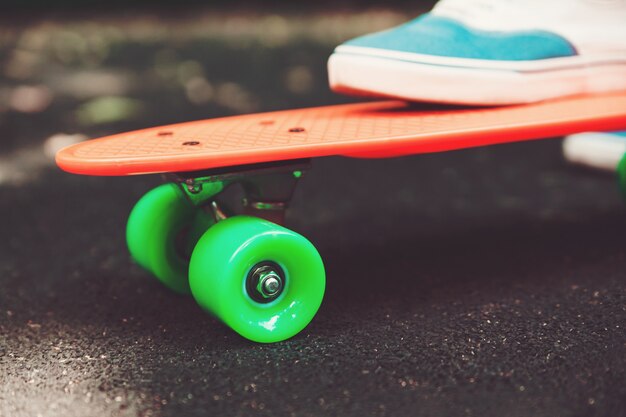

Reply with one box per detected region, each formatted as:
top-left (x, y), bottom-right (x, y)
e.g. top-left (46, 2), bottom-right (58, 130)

top-left (189, 216), bottom-right (325, 343)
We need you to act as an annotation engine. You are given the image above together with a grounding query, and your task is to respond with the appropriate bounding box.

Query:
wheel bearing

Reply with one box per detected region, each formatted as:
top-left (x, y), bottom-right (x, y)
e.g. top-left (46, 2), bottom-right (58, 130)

top-left (246, 261), bottom-right (286, 303)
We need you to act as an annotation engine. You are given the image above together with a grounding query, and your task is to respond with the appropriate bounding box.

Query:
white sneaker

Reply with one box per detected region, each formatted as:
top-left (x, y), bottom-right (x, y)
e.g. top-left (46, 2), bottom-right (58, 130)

top-left (563, 131), bottom-right (626, 171)
top-left (328, 0), bottom-right (626, 104)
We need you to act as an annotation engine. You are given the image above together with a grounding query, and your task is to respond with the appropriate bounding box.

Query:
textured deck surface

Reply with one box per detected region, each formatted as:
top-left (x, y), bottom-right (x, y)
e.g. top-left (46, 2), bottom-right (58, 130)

top-left (56, 93), bottom-right (626, 175)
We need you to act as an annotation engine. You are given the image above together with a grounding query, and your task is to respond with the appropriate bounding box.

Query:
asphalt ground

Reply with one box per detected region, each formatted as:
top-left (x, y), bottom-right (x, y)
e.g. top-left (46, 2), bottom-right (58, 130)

top-left (1, 8), bottom-right (625, 417)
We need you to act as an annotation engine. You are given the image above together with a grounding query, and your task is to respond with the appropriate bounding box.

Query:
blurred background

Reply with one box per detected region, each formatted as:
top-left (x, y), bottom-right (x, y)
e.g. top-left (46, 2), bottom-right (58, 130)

top-left (0, 1), bottom-right (435, 184)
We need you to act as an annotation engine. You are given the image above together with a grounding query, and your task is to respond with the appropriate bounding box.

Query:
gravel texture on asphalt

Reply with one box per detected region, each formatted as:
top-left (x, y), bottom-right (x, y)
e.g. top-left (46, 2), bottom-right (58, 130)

top-left (1, 139), bottom-right (625, 417)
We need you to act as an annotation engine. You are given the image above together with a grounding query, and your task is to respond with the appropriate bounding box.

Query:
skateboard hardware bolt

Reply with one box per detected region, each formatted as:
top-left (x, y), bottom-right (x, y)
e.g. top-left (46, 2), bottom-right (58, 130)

top-left (210, 201), bottom-right (228, 221)
top-left (182, 141), bottom-right (200, 146)
top-left (157, 131), bottom-right (173, 136)
top-left (184, 178), bottom-right (202, 194)
top-left (246, 262), bottom-right (285, 303)
top-left (261, 274), bottom-right (281, 296)
top-left (259, 120), bottom-right (275, 126)
top-left (288, 127), bottom-right (305, 133)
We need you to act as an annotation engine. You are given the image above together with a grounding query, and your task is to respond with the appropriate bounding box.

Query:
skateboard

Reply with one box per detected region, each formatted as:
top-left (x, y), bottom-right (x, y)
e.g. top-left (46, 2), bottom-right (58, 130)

top-left (56, 92), bottom-right (626, 343)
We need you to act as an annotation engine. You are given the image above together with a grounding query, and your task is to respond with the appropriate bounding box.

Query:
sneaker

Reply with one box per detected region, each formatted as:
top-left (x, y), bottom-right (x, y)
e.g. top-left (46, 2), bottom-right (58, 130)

top-left (328, 0), bottom-right (626, 105)
top-left (563, 131), bottom-right (626, 172)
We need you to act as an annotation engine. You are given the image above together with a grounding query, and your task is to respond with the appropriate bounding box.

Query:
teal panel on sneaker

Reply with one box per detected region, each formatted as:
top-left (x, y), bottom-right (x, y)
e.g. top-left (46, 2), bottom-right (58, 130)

top-left (344, 14), bottom-right (577, 61)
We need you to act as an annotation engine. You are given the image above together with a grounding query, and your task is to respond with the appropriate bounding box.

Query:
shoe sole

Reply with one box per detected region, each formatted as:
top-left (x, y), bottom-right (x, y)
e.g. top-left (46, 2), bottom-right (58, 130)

top-left (329, 46), bottom-right (626, 105)
top-left (563, 133), bottom-right (626, 172)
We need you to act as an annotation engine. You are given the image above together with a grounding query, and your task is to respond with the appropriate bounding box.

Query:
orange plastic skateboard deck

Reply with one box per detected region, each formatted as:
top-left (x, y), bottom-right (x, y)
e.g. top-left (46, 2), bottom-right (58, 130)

top-left (56, 92), bottom-right (626, 176)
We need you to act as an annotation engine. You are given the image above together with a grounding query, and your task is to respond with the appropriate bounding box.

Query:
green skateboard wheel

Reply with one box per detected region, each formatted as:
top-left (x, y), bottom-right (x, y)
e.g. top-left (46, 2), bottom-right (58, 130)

top-left (189, 216), bottom-right (325, 343)
top-left (618, 154), bottom-right (626, 197)
top-left (126, 183), bottom-right (214, 294)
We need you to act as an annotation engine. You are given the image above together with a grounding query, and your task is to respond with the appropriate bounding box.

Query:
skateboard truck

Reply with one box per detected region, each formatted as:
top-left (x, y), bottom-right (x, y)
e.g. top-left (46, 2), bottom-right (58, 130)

top-left (165, 158), bottom-right (311, 225)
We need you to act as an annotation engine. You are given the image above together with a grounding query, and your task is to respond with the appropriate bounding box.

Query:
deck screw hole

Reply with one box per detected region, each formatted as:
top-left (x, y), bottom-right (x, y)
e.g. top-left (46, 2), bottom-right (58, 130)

top-left (182, 141), bottom-right (200, 146)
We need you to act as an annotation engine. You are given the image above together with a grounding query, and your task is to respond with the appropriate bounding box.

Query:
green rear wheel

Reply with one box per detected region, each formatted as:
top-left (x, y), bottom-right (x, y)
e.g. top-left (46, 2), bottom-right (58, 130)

top-left (189, 216), bottom-right (325, 343)
top-left (126, 183), bottom-right (214, 294)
